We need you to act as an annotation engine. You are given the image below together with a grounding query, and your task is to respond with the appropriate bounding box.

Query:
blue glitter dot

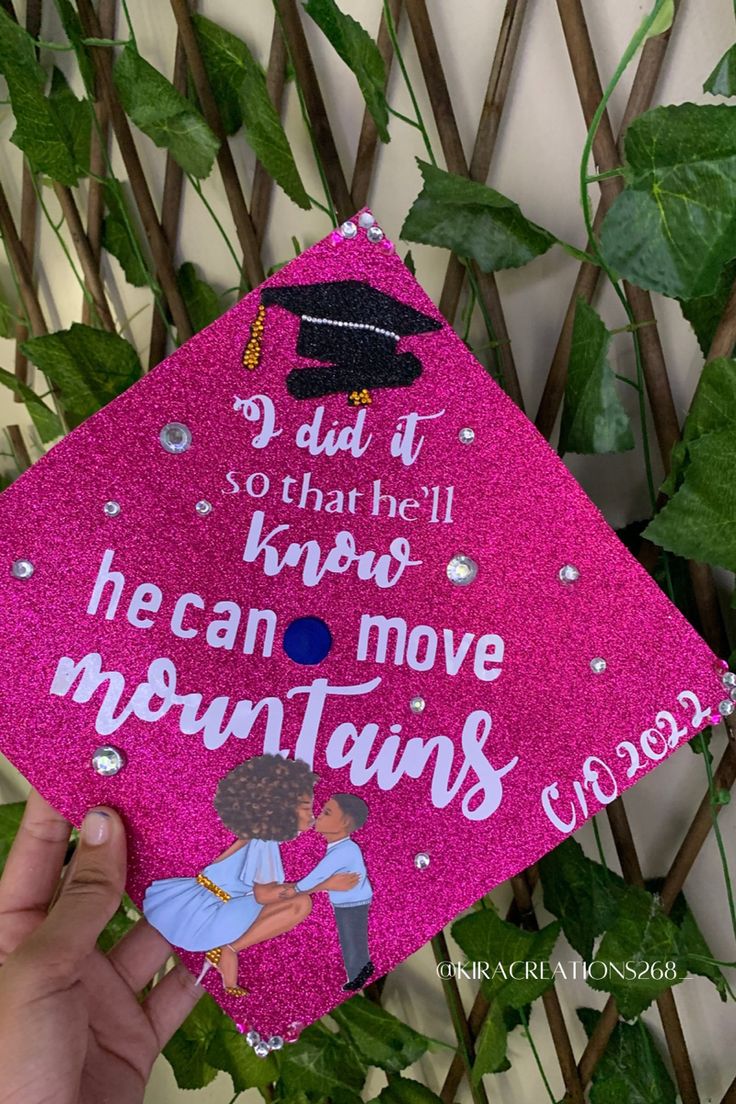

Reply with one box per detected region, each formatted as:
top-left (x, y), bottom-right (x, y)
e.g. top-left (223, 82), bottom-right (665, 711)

top-left (283, 617), bottom-right (333, 665)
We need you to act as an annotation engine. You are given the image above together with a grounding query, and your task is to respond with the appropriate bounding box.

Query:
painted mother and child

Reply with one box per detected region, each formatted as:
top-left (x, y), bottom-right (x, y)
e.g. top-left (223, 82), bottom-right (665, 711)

top-left (142, 753), bottom-right (374, 997)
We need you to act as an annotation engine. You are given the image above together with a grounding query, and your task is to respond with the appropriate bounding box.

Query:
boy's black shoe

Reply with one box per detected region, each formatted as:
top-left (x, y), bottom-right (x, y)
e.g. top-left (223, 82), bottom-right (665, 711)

top-left (342, 960), bottom-right (374, 992)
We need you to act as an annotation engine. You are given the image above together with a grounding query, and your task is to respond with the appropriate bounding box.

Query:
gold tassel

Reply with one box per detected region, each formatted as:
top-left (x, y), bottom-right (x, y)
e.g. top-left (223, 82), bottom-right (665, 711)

top-left (349, 388), bottom-right (373, 407)
top-left (243, 303), bottom-right (266, 370)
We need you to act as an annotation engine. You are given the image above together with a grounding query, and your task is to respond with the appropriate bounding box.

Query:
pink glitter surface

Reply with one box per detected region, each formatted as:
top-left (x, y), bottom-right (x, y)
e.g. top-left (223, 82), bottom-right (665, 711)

top-left (0, 212), bottom-right (725, 1038)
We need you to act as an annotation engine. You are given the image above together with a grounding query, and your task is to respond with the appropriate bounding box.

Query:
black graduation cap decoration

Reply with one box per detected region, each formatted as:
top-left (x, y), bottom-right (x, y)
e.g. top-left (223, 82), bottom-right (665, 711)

top-left (243, 279), bottom-right (442, 405)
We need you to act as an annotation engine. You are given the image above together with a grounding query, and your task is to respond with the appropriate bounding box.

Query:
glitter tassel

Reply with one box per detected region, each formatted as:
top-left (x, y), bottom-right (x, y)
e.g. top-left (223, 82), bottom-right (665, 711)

top-left (243, 304), bottom-right (266, 370)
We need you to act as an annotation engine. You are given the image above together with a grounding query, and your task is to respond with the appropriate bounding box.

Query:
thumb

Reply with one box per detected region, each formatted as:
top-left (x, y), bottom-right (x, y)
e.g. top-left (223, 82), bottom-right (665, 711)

top-left (30, 807), bottom-right (127, 973)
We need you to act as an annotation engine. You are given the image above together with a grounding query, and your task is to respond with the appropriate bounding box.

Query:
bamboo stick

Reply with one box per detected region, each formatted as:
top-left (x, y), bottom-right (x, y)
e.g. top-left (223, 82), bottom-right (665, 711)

top-left (82, 0), bottom-right (116, 327)
top-left (148, 20), bottom-right (190, 370)
top-left (350, 0), bottom-right (402, 209)
top-left (274, 0), bottom-right (353, 219)
top-left (75, 0), bottom-right (194, 340)
top-left (251, 17), bottom-right (288, 246)
top-left (168, 0), bottom-right (264, 289)
top-left (404, 0), bottom-right (524, 411)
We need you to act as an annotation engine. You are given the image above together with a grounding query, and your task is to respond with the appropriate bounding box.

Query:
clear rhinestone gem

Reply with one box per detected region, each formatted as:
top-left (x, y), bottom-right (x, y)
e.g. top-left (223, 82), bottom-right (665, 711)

top-left (195, 500), bottom-right (212, 516)
top-left (358, 211), bottom-right (376, 228)
top-left (410, 696), bottom-right (426, 714)
top-left (159, 422), bottom-right (192, 453)
top-left (447, 555), bottom-right (478, 585)
top-left (414, 852), bottom-right (430, 870)
top-left (267, 1036), bottom-right (284, 1051)
top-left (254, 1041), bottom-right (271, 1058)
top-left (730, 688), bottom-right (736, 701)
top-left (458, 427), bottom-right (475, 445)
top-left (718, 699), bottom-right (735, 716)
top-left (367, 225), bottom-right (384, 243)
top-left (590, 657), bottom-right (607, 674)
top-left (245, 1030), bottom-right (261, 1047)
top-left (722, 671), bottom-right (736, 688)
top-left (11, 558), bottom-right (34, 580)
top-left (103, 500), bottom-right (121, 517)
top-left (559, 564), bottom-right (580, 584)
top-left (340, 220), bottom-right (358, 239)
top-left (91, 746), bottom-right (125, 776)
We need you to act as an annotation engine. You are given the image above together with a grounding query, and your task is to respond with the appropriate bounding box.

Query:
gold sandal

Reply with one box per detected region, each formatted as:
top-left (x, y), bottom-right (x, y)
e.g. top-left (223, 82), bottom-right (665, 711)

top-left (196, 946), bottom-right (249, 997)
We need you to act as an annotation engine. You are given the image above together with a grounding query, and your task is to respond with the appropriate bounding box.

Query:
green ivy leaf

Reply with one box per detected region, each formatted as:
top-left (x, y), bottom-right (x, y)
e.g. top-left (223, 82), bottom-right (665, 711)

top-left (471, 1001), bottom-right (508, 1081)
top-left (0, 287), bottom-right (17, 339)
top-left (55, 0), bottom-right (96, 93)
top-left (452, 908), bottom-right (560, 1009)
top-left (704, 43), bottom-right (736, 97)
top-left (163, 995), bottom-right (221, 1090)
top-left (679, 257), bottom-right (736, 359)
top-left (588, 885), bottom-right (687, 1018)
top-left (660, 357), bottom-right (736, 496)
top-left (191, 14), bottom-right (309, 208)
top-left (22, 324), bottom-right (141, 429)
top-left (599, 104), bottom-right (736, 300)
top-left (0, 366), bottom-right (63, 444)
top-left (303, 0), bottom-right (389, 143)
top-left (113, 43), bottom-right (219, 179)
top-left (101, 179), bottom-right (150, 288)
top-left (330, 995), bottom-right (429, 1073)
top-left (191, 13), bottom-right (251, 135)
top-left (559, 298), bottom-right (634, 454)
top-left (176, 262), bottom-right (222, 335)
top-left (0, 802), bottom-right (25, 876)
top-left (643, 430), bottom-right (736, 571)
top-left (402, 160), bottom-right (556, 272)
top-left (0, 10), bottom-right (90, 185)
top-left (48, 67), bottom-right (92, 180)
top-left (276, 1022), bottom-right (366, 1104)
top-left (368, 1075), bottom-right (444, 1104)
top-left (577, 1007), bottom-right (676, 1104)
top-left (539, 839), bottom-right (627, 960)
top-left (643, 0), bottom-right (674, 41)
top-left (164, 993), bottom-right (277, 1092)
top-left (647, 878), bottom-right (729, 1001)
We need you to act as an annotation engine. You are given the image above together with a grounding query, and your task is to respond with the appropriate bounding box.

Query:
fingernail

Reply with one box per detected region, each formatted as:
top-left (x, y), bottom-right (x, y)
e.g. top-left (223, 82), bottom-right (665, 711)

top-left (81, 809), bottom-right (111, 846)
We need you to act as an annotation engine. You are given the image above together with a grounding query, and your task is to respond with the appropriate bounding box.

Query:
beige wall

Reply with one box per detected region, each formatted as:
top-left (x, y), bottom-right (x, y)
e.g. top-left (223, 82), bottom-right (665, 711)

top-left (1, 1), bottom-right (735, 1099)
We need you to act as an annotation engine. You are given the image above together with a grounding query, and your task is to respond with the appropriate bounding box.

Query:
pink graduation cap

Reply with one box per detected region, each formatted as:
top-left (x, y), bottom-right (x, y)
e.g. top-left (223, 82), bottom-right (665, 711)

top-left (0, 210), bottom-right (727, 1046)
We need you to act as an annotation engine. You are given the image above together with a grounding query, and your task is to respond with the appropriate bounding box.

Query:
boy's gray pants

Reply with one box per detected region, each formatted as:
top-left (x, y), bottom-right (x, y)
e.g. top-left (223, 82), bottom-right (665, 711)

top-left (334, 904), bottom-right (370, 981)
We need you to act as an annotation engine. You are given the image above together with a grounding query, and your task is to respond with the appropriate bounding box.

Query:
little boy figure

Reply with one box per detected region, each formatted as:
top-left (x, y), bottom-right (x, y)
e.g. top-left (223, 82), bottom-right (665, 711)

top-left (286, 793), bottom-right (373, 991)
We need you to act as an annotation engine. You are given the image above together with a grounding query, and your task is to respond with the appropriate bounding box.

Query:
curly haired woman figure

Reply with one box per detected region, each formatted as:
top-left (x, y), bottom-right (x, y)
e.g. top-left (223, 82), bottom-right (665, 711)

top-left (142, 754), bottom-right (356, 996)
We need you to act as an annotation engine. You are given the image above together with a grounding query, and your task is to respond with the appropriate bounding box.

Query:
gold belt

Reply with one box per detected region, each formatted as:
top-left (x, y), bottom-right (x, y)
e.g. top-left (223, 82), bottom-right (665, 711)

top-left (196, 872), bottom-right (231, 902)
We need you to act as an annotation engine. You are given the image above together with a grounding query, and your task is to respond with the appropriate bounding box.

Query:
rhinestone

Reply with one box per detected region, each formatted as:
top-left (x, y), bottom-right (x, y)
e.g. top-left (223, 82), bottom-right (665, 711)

top-left (414, 852), bottom-right (430, 870)
top-left (367, 225), bottom-right (384, 243)
top-left (159, 422), bottom-right (192, 454)
top-left (458, 427), bottom-right (475, 445)
top-left (254, 1041), bottom-right (271, 1058)
top-left (730, 688), bottom-right (736, 701)
top-left (559, 564), bottom-right (580, 584)
top-left (340, 220), bottom-right (358, 239)
top-left (245, 1030), bottom-right (261, 1047)
top-left (722, 671), bottom-right (736, 688)
top-left (103, 500), bottom-right (121, 517)
top-left (267, 1036), bottom-right (284, 1051)
top-left (11, 558), bottom-right (34, 580)
top-left (195, 499), bottom-right (212, 516)
top-left (718, 699), bottom-right (735, 716)
top-left (358, 211), bottom-right (376, 228)
top-left (447, 554), bottom-right (478, 585)
top-left (410, 696), bottom-right (426, 714)
top-left (590, 657), bottom-right (607, 674)
top-left (91, 745), bottom-right (125, 776)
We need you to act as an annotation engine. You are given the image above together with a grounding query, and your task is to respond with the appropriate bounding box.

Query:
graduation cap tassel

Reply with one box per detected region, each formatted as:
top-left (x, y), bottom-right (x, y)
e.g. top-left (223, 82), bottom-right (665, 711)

top-left (243, 304), bottom-right (266, 370)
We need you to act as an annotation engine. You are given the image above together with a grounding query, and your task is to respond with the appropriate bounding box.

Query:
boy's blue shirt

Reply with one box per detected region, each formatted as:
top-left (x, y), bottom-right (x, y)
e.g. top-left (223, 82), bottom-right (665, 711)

top-left (295, 837), bottom-right (373, 907)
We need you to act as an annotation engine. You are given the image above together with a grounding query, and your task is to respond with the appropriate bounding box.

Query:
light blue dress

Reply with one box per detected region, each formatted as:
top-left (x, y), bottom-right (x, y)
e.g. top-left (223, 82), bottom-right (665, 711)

top-left (142, 839), bottom-right (285, 952)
